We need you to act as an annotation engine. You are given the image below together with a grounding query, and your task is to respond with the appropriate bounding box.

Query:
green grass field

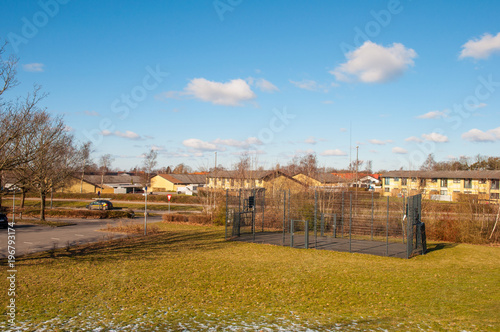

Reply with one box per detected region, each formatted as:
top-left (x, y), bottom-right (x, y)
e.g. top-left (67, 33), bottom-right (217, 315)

top-left (1, 223), bottom-right (499, 331)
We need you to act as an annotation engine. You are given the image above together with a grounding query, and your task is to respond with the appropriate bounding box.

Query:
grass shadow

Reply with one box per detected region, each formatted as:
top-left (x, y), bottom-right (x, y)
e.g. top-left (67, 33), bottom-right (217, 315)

top-left (425, 242), bottom-right (458, 253)
top-left (8, 226), bottom-right (228, 265)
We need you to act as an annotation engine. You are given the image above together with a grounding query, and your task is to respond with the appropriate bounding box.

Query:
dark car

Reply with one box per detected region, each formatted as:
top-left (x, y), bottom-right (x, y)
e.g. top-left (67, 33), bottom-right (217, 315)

top-left (0, 213), bottom-right (8, 229)
top-left (86, 200), bottom-right (113, 210)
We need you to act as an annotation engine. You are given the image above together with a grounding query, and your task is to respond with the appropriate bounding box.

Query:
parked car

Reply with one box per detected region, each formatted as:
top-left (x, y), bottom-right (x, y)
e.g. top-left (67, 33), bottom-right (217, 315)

top-left (0, 213), bottom-right (8, 229)
top-left (86, 200), bottom-right (113, 210)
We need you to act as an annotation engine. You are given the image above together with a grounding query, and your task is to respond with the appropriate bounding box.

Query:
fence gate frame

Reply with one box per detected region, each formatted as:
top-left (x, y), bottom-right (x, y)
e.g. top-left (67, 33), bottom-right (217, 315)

top-left (406, 194), bottom-right (426, 258)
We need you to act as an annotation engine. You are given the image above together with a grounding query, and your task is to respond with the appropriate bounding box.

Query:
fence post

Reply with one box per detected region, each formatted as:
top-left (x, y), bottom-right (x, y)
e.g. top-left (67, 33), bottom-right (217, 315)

top-left (305, 220), bottom-right (309, 249)
top-left (314, 190), bottom-right (317, 248)
top-left (252, 189), bottom-right (256, 242)
top-left (333, 213), bottom-right (337, 238)
top-left (341, 192), bottom-right (345, 238)
top-left (283, 190), bottom-right (286, 246)
top-left (371, 191), bottom-right (374, 241)
top-left (386, 196), bottom-right (389, 257)
top-left (321, 212), bottom-right (325, 237)
top-left (291, 219), bottom-right (294, 248)
top-left (262, 189), bottom-right (265, 232)
top-left (225, 189), bottom-right (228, 240)
top-left (349, 193), bottom-right (352, 253)
top-left (238, 188), bottom-right (241, 236)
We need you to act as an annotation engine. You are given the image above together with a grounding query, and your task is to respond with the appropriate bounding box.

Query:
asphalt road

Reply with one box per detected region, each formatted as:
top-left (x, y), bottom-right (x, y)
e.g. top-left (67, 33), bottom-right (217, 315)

top-left (0, 215), bottom-right (162, 258)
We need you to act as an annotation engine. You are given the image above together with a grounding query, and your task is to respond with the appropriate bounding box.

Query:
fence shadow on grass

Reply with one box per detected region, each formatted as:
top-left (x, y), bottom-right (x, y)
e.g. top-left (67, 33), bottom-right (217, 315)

top-left (425, 242), bottom-right (458, 253)
top-left (10, 227), bottom-right (228, 264)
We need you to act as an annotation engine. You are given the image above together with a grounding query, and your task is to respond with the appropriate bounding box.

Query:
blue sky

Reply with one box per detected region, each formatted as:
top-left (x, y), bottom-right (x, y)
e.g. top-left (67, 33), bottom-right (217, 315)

top-left (1, 0), bottom-right (500, 172)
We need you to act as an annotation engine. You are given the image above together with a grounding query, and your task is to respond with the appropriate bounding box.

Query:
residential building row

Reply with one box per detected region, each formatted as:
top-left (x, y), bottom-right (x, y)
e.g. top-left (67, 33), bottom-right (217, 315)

top-left (380, 170), bottom-right (500, 202)
top-left (7, 169), bottom-right (499, 202)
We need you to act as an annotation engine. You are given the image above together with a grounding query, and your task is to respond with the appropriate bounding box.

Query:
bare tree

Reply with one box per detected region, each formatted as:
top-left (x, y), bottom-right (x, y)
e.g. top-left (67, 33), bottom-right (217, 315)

top-left (78, 141), bottom-right (94, 193)
top-left (98, 154), bottom-right (114, 190)
top-left (142, 149), bottom-right (158, 186)
top-left (173, 163), bottom-right (192, 174)
top-left (420, 153), bottom-right (437, 171)
top-left (22, 113), bottom-right (78, 220)
top-left (0, 42), bottom-right (48, 173)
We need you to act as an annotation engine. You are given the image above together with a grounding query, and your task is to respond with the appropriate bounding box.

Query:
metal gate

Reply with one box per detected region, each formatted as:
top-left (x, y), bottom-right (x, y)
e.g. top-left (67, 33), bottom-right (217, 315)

top-left (406, 194), bottom-right (426, 257)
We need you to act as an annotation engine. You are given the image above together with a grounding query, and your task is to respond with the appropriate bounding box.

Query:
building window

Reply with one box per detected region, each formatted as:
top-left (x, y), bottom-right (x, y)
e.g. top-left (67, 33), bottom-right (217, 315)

top-left (384, 187), bottom-right (390, 192)
top-left (440, 190), bottom-right (447, 195)
top-left (420, 179), bottom-right (426, 186)
top-left (490, 193), bottom-right (500, 200)
top-left (411, 177), bottom-right (417, 182)
top-left (479, 179), bottom-right (486, 184)
top-left (453, 179), bottom-right (461, 184)
top-left (214, 178), bottom-right (218, 186)
top-left (384, 178), bottom-right (390, 185)
top-left (231, 179), bottom-right (234, 186)
top-left (431, 178), bottom-right (437, 183)
top-left (401, 178), bottom-right (407, 185)
top-left (394, 177), bottom-right (400, 181)
top-left (492, 179), bottom-right (499, 190)
top-left (440, 179), bottom-right (448, 187)
top-left (464, 179), bottom-right (472, 189)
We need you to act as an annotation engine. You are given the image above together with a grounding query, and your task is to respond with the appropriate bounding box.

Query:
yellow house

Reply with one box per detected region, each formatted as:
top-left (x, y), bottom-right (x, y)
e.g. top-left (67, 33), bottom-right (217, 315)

top-left (206, 170), bottom-right (305, 193)
top-left (293, 173), bottom-right (347, 188)
top-left (59, 176), bottom-right (103, 193)
top-left (60, 174), bottom-right (144, 194)
top-left (381, 170), bottom-right (500, 202)
top-left (150, 174), bottom-right (207, 193)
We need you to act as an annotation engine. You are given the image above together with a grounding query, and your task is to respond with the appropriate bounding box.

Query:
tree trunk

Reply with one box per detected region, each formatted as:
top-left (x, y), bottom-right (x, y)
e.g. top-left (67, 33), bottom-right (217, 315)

top-left (0, 175), bottom-right (3, 210)
top-left (21, 188), bottom-right (26, 208)
top-left (40, 191), bottom-right (46, 221)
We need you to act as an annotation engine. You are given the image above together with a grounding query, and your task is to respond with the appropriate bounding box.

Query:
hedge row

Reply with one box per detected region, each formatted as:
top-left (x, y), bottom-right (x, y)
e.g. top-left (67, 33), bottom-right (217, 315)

top-left (21, 192), bottom-right (201, 204)
top-left (16, 208), bottom-right (135, 219)
top-left (162, 213), bottom-right (212, 225)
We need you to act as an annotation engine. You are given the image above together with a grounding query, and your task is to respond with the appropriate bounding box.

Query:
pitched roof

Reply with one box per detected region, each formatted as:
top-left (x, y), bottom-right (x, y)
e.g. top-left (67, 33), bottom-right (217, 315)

top-left (83, 174), bottom-right (144, 186)
top-left (306, 173), bottom-right (347, 183)
top-left (207, 170), bottom-right (280, 179)
top-left (380, 170), bottom-right (500, 180)
top-left (157, 174), bottom-right (207, 184)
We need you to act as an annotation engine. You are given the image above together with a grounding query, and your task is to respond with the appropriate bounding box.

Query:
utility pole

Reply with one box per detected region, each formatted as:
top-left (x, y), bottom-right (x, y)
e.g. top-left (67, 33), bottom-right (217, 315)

top-left (355, 146), bottom-right (359, 200)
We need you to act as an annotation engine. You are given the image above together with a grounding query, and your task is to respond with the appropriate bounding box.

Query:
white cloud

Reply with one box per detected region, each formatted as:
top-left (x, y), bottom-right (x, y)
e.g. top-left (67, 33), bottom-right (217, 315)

top-left (368, 139), bottom-right (392, 145)
top-left (461, 127), bottom-right (500, 142)
top-left (422, 132), bottom-right (449, 143)
top-left (183, 137), bottom-right (263, 152)
top-left (64, 125), bottom-right (73, 132)
top-left (183, 138), bottom-right (219, 151)
top-left (213, 137), bottom-right (263, 148)
top-left (331, 41), bottom-right (417, 83)
top-left (322, 100), bottom-right (334, 104)
top-left (231, 150), bottom-right (266, 156)
top-left (472, 102), bottom-right (487, 109)
top-left (289, 79), bottom-right (321, 91)
top-left (305, 137), bottom-right (317, 145)
top-left (459, 32), bottom-right (500, 60)
top-left (405, 136), bottom-right (423, 143)
top-left (255, 78), bottom-right (279, 92)
top-left (416, 110), bottom-right (448, 119)
top-left (115, 130), bottom-right (141, 140)
top-left (23, 63), bottom-right (44, 72)
top-left (321, 149), bottom-right (347, 156)
top-left (295, 149), bottom-right (315, 156)
top-left (151, 145), bottom-right (165, 151)
top-left (392, 147), bottom-right (408, 154)
top-left (163, 78), bottom-right (256, 106)
top-left (340, 128), bottom-right (347, 132)
top-left (101, 130), bottom-right (143, 140)
top-left (84, 110), bottom-right (100, 117)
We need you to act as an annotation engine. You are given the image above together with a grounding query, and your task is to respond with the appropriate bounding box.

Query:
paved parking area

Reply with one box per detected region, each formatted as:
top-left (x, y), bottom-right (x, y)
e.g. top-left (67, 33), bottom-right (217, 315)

top-left (0, 216), bottom-right (162, 257)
